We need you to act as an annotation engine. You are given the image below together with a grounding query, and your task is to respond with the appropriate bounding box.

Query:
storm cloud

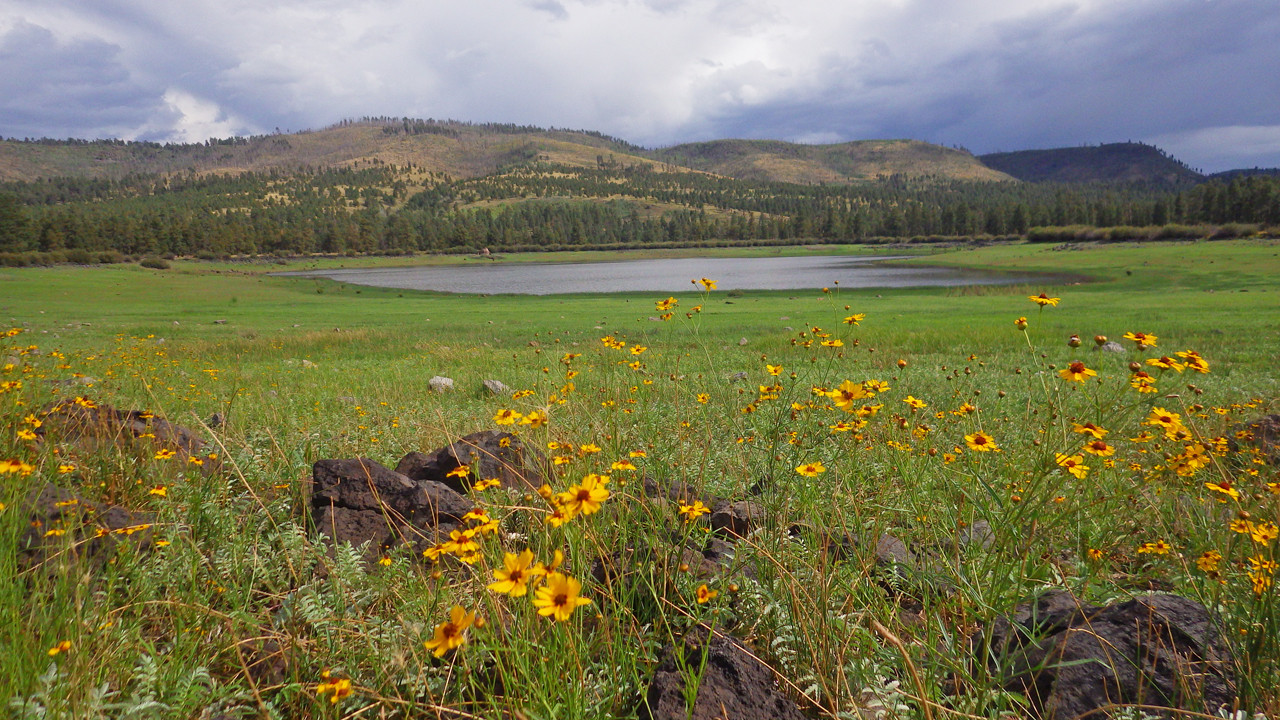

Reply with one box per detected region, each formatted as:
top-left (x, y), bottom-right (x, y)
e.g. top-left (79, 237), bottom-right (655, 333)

top-left (1, 0), bottom-right (1276, 171)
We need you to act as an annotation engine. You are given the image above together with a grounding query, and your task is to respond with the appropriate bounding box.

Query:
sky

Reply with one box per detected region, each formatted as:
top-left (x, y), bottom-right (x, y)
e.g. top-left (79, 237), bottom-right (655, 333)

top-left (1, 0), bottom-right (1278, 172)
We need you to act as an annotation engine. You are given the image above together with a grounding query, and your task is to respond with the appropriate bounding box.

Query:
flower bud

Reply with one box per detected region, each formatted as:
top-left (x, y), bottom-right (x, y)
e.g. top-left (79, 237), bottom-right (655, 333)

top-left (897, 359), bottom-right (908, 369)
top-left (1068, 335), bottom-right (1081, 348)
top-left (1129, 361), bottom-right (1142, 372)
top-left (1014, 317), bottom-right (1028, 330)
top-left (1094, 335), bottom-right (1107, 346)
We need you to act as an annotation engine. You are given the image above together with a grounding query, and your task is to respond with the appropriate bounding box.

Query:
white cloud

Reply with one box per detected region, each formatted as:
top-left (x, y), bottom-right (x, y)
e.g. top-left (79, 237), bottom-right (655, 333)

top-left (130, 89), bottom-right (252, 143)
top-left (1148, 125), bottom-right (1280, 173)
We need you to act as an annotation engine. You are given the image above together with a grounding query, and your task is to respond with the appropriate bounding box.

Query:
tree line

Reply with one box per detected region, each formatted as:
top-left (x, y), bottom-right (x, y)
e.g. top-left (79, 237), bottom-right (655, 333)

top-left (1, 160), bottom-right (1277, 258)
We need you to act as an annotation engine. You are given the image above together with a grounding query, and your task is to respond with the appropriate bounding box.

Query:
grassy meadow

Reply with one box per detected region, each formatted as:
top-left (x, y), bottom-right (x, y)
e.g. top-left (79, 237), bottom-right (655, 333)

top-left (1, 239), bottom-right (1278, 718)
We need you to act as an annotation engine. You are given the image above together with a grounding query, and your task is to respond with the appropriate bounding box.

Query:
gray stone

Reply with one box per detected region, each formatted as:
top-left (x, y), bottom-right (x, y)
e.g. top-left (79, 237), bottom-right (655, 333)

top-left (738, 337), bottom-right (749, 346)
top-left (428, 376), bottom-right (454, 393)
top-left (1094, 341), bottom-right (1125, 353)
top-left (482, 379), bottom-right (511, 396)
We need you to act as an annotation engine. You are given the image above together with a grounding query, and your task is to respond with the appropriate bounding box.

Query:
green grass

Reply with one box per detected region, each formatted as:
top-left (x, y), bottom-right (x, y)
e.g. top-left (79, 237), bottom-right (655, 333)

top-left (1, 239), bottom-right (1278, 718)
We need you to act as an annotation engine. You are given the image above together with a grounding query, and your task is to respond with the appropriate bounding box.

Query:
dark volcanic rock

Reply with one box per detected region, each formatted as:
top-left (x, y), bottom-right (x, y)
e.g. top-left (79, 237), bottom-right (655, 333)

top-left (710, 500), bottom-right (764, 538)
top-left (976, 590), bottom-right (1235, 719)
top-left (642, 629), bottom-right (808, 720)
top-left (641, 475), bottom-right (719, 506)
top-left (396, 430), bottom-right (546, 494)
top-left (953, 520), bottom-right (995, 552)
top-left (817, 530), bottom-right (915, 567)
top-left (36, 397), bottom-right (207, 456)
top-left (1241, 414), bottom-right (1280, 463)
top-left (17, 483), bottom-right (156, 569)
top-left (309, 458), bottom-right (472, 563)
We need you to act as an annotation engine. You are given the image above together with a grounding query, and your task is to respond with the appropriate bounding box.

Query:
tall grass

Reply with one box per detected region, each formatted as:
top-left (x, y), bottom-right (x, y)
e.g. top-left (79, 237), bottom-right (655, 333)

top-left (1, 245), bottom-right (1277, 718)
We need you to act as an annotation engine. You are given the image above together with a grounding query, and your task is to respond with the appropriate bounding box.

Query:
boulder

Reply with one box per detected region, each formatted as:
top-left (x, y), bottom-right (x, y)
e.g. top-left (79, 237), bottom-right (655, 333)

top-left (641, 475), bottom-right (721, 507)
top-left (396, 430), bottom-right (546, 494)
top-left (428, 376), bottom-right (454, 393)
top-left (710, 500), bottom-right (765, 538)
top-left (975, 590), bottom-right (1235, 719)
top-left (16, 483), bottom-right (156, 570)
top-left (309, 458), bottom-right (472, 564)
top-left (817, 530), bottom-right (915, 567)
top-left (1093, 341), bottom-right (1125, 353)
top-left (482, 379), bottom-right (512, 396)
top-left (642, 629), bottom-right (808, 720)
top-left (36, 398), bottom-right (206, 457)
top-left (1241, 414), bottom-right (1280, 463)
top-left (953, 520), bottom-right (995, 552)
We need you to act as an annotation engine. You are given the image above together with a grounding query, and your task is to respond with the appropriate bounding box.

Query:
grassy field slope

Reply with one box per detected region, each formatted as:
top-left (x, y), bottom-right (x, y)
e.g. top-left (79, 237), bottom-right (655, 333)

top-left (651, 138), bottom-right (1013, 183)
top-left (1, 240), bottom-right (1277, 717)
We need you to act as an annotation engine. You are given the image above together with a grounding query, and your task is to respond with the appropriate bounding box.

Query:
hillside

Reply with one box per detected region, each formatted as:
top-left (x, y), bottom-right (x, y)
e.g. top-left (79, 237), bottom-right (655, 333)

top-left (978, 142), bottom-right (1203, 184)
top-left (1208, 167), bottom-right (1280, 181)
top-left (0, 123), bottom-right (1014, 186)
top-left (0, 121), bottom-right (667, 184)
top-left (650, 138), bottom-right (1013, 183)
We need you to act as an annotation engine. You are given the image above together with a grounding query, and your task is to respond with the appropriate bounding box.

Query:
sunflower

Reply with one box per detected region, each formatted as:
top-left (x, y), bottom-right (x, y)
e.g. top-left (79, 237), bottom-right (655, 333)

top-left (1071, 422), bottom-right (1108, 439)
top-left (532, 572), bottom-right (592, 622)
top-left (1055, 453), bottom-right (1089, 479)
top-left (1082, 440), bottom-right (1115, 457)
top-left (423, 605), bottom-right (476, 657)
top-left (1123, 331), bottom-right (1157, 346)
top-left (964, 431), bottom-right (998, 452)
top-left (795, 461), bottom-right (826, 477)
top-left (1058, 361), bottom-right (1096, 382)
top-left (488, 550), bottom-right (538, 597)
top-left (493, 408), bottom-right (523, 425)
top-left (558, 474), bottom-right (610, 516)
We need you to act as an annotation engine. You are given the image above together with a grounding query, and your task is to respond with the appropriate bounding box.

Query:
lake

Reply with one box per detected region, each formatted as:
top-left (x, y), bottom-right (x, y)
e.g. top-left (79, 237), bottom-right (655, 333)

top-left (277, 255), bottom-right (1048, 295)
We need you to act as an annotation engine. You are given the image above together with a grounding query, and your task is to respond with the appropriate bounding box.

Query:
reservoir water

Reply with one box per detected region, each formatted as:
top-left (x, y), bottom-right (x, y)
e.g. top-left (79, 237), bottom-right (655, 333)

top-left (278, 255), bottom-right (1046, 296)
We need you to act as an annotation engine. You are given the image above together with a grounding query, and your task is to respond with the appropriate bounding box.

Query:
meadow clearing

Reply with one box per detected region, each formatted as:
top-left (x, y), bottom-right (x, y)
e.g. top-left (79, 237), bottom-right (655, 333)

top-left (1, 239), bottom-right (1278, 719)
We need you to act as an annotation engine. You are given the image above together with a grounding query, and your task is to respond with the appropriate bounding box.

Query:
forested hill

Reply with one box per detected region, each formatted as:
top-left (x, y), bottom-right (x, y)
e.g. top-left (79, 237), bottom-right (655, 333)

top-left (0, 119), bottom-right (662, 184)
top-left (648, 139), bottom-right (1012, 183)
top-left (1, 120), bottom-right (1009, 186)
top-left (978, 142), bottom-right (1204, 184)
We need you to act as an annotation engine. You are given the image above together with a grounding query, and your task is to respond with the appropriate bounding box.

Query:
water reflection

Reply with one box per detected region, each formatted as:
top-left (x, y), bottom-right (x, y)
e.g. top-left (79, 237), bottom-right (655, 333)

top-left (278, 255), bottom-right (1047, 295)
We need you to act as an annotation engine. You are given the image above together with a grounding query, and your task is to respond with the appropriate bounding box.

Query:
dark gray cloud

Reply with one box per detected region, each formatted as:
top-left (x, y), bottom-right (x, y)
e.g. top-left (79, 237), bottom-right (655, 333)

top-left (0, 19), bottom-right (159, 138)
top-left (1, 0), bottom-right (1277, 170)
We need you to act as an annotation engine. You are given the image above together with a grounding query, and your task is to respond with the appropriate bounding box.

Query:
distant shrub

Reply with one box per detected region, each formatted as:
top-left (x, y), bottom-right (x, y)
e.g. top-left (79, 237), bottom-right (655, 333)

top-left (97, 251), bottom-right (124, 264)
top-left (1104, 226), bottom-right (1146, 241)
top-left (1211, 223), bottom-right (1259, 239)
top-left (1027, 226), bottom-right (1091, 243)
top-left (63, 248), bottom-right (94, 264)
top-left (140, 257), bottom-right (171, 270)
top-left (1154, 224), bottom-right (1206, 239)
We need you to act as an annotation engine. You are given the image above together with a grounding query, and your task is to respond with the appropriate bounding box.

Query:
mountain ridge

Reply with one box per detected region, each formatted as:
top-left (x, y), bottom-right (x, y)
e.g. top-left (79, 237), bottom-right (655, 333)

top-left (2, 121), bottom-right (1265, 189)
top-left (0, 120), bottom-right (1010, 186)
top-left (978, 142), bottom-right (1202, 184)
